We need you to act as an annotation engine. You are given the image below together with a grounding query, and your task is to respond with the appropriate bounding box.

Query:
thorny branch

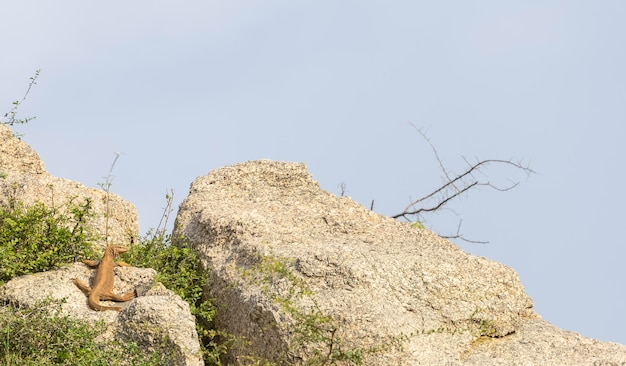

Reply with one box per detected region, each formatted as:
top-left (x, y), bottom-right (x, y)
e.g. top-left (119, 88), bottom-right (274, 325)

top-left (393, 122), bottom-right (535, 243)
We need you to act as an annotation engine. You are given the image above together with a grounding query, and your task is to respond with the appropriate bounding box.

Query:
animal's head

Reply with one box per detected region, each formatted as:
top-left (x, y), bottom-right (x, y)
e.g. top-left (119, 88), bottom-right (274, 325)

top-left (106, 245), bottom-right (130, 257)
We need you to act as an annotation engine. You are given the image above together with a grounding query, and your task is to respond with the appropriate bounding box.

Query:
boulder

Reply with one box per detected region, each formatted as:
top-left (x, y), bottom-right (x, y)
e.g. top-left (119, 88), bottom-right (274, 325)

top-left (0, 261), bottom-right (203, 366)
top-left (0, 124), bottom-right (46, 175)
top-left (0, 124), bottom-right (138, 249)
top-left (174, 160), bottom-right (626, 365)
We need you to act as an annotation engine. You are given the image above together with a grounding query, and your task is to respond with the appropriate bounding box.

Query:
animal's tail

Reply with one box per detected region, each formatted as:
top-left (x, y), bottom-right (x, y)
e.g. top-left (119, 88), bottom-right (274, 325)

top-left (88, 295), bottom-right (123, 312)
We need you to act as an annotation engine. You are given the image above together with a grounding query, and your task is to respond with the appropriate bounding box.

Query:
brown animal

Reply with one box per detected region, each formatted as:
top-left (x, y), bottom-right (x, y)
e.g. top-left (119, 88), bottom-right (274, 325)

top-left (72, 245), bottom-right (135, 311)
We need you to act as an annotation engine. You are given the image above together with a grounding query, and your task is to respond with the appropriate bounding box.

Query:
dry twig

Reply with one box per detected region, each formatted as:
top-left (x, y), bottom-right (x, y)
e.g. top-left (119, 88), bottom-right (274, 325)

top-left (393, 122), bottom-right (535, 243)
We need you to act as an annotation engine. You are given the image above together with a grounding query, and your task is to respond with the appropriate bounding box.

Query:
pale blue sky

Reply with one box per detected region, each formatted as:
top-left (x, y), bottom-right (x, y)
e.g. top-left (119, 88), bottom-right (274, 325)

top-left (2, 1), bottom-right (625, 345)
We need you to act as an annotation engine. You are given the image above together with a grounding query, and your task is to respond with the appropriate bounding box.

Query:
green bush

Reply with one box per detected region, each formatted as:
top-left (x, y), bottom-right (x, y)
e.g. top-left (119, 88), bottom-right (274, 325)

top-left (0, 198), bottom-right (98, 285)
top-left (121, 230), bottom-right (226, 365)
top-left (0, 298), bottom-right (171, 365)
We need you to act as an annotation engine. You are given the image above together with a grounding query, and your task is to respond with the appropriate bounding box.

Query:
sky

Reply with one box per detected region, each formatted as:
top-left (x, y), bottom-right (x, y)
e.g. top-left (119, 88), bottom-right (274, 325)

top-left (2, 1), bottom-right (625, 345)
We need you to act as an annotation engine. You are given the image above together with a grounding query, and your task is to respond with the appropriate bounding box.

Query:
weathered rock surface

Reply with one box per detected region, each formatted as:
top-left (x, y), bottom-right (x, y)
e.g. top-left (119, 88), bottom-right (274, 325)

top-left (0, 261), bottom-right (203, 366)
top-left (0, 124), bottom-right (139, 249)
top-left (174, 160), bottom-right (626, 365)
top-left (0, 124), bottom-right (46, 175)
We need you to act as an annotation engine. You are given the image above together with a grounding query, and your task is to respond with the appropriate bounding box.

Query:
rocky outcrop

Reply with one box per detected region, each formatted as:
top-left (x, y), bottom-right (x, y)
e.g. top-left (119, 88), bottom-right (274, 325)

top-left (174, 160), bottom-right (626, 365)
top-left (0, 124), bottom-right (46, 175)
top-left (0, 124), bottom-right (138, 249)
top-left (0, 261), bottom-right (203, 366)
top-left (0, 124), bottom-right (201, 364)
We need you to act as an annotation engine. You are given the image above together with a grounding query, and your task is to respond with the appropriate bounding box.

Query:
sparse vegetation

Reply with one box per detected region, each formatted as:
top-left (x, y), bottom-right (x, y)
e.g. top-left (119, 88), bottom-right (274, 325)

top-left (0, 72), bottom-right (526, 365)
top-left (94, 156), bottom-right (226, 364)
top-left (1, 70), bottom-right (40, 139)
top-left (0, 71), bottom-right (220, 365)
top-left (97, 152), bottom-right (121, 246)
top-left (0, 187), bottom-right (223, 364)
top-left (120, 190), bottom-right (225, 365)
top-left (403, 307), bottom-right (501, 346)
top-left (468, 308), bottom-right (499, 339)
top-left (123, 231), bottom-right (224, 364)
top-left (238, 253), bottom-right (393, 365)
top-left (0, 298), bottom-right (172, 365)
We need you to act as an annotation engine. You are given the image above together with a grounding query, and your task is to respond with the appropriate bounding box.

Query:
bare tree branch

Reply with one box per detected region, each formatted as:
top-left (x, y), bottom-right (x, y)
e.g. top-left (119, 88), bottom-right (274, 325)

top-left (337, 182), bottom-right (347, 197)
top-left (394, 181), bottom-right (480, 220)
top-left (393, 158), bottom-right (533, 220)
top-left (408, 121), bottom-right (460, 192)
top-left (394, 124), bottom-right (535, 243)
top-left (440, 220), bottom-right (489, 244)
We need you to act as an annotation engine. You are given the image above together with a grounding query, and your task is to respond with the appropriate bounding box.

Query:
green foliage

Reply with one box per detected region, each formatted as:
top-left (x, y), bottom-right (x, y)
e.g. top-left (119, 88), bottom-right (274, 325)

top-left (469, 308), bottom-right (498, 338)
top-left (410, 221), bottom-right (425, 230)
top-left (121, 224), bottom-right (224, 364)
top-left (123, 230), bottom-right (211, 316)
top-left (0, 198), bottom-right (98, 285)
top-left (0, 82), bottom-right (221, 363)
top-left (0, 298), bottom-right (172, 365)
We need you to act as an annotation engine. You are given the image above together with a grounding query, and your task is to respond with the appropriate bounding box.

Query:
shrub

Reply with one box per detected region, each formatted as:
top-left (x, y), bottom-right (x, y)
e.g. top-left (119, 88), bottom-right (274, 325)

top-left (122, 228), bottom-right (225, 364)
top-left (0, 198), bottom-right (98, 285)
top-left (0, 298), bottom-right (171, 365)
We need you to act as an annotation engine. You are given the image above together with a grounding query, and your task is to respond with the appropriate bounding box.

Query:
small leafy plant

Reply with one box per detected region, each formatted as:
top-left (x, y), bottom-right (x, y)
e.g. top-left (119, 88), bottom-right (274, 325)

top-left (1, 69), bottom-right (40, 139)
top-left (0, 198), bottom-right (98, 285)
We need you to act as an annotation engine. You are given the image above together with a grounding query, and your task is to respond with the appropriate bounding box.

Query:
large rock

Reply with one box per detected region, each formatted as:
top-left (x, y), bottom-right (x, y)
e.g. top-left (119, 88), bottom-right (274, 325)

top-left (174, 160), bottom-right (626, 365)
top-left (0, 124), bottom-right (46, 175)
top-left (0, 260), bottom-right (203, 366)
top-left (0, 124), bottom-right (138, 248)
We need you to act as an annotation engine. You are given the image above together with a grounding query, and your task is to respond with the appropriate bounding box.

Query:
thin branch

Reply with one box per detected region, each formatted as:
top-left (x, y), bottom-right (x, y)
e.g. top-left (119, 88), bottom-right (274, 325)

top-left (155, 189), bottom-right (174, 239)
top-left (440, 220), bottom-right (489, 244)
top-left (393, 125), bottom-right (535, 244)
top-left (394, 158), bottom-right (533, 220)
top-left (337, 182), bottom-right (347, 197)
top-left (2, 69), bottom-right (41, 126)
top-left (393, 181), bottom-right (480, 219)
top-left (408, 121), bottom-right (458, 191)
top-left (99, 152), bottom-right (122, 245)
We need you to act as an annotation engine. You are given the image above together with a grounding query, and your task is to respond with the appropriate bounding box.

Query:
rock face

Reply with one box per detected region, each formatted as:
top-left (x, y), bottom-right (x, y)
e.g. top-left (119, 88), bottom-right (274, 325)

top-left (174, 160), bottom-right (626, 365)
top-left (0, 261), bottom-right (203, 366)
top-left (0, 124), bottom-right (138, 249)
top-left (0, 124), bottom-right (46, 174)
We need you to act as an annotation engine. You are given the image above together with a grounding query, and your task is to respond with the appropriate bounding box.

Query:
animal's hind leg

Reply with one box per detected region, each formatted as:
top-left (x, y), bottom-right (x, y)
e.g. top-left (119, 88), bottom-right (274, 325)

top-left (100, 291), bottom-right (135, 302)
top-left (72, 279), bottom-right (92, 295)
